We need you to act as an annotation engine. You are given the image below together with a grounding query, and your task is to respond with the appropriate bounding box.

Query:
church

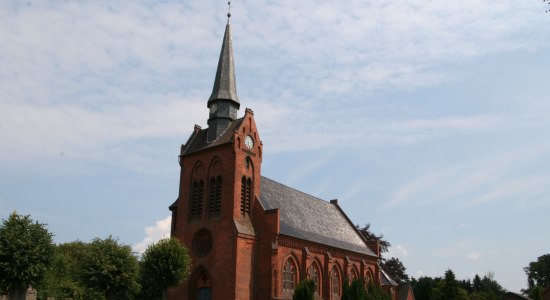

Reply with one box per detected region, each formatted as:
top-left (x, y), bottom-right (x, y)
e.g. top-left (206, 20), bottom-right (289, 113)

top-left (167, 16), bottom-right (397, 300)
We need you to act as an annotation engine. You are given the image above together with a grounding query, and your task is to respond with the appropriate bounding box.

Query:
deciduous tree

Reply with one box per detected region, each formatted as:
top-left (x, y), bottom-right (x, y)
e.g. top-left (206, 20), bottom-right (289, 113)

top-left (523, 254), bottom-right (550, 299)
top-left (139, 238), bottom-right (191, 300)
top-left (0, 212), bottom-right (54, 300)
top-left (79, 236), bottom-right (140, 300)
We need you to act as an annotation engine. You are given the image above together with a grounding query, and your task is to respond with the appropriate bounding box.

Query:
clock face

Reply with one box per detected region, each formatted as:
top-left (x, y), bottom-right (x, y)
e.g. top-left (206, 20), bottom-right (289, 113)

top-left (244, 135), bottom-right (254, 150)
top-left (209, 104), bottom-right (218, 114)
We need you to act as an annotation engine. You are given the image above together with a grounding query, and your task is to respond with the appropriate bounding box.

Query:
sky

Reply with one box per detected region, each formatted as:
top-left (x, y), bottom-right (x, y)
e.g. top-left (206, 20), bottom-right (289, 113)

top-left (1, 0), bottom-right (550, 294)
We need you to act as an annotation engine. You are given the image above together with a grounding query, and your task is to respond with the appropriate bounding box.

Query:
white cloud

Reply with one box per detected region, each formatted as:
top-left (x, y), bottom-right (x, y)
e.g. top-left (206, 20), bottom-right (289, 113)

top-left (466, 252), bottom-right (484, 261)
top-left (387, 244), bottom-right (410, 258)
top-left (132, 215), bottom-right (171, 255)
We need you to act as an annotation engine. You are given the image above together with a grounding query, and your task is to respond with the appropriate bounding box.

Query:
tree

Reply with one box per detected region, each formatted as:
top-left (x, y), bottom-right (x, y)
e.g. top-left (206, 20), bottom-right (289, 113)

top-left (365, 280), bottom-right (390, 300)
top-left (355, 224), bottom-right (391, 254)
top-left (80, 236), bottom-right (140, 300)
top-left (412, 276), bottom-right (434, 300)
top-left (523, 254), bottom-right (550, 299)
top-left (38, 241), bottom-right (104, 300)
top-left (342, 278), bottom-right (367, 300)
top-left (0, 212), bottom-right (54, 300)
top-left (381, 257), bottom-right (409, 285)
top-left (442, 269), bottom-right (460, 300)
top-left (139, 238), bottom-right (192, 300)
top-left (293, 279), bottom-right (314, 300)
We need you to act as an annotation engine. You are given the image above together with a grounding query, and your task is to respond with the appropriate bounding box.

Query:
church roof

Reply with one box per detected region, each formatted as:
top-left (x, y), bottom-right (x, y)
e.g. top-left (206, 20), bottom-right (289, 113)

top-left (380, 267), bottom-right (399, 286)
top-left (208, 22), bottom-right (240, 107)
top-left (181, 118), bottom-right (244, 156)
top-left (259, 176), bottom-right (377, 257)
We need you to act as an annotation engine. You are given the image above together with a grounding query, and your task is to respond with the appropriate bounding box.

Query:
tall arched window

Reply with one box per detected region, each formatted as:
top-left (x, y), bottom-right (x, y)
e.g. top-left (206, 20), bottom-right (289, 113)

top-left (331, 266), bottom-right (341, 300)
top-left (190, 180), bottom-right (204, 220)
top-left (309, 263), bottom-right (321, 296)
top-left (240, 176), bottom-right (252, 216)
top-left (208, 176), bottom-right (222, 217)
top-left (349, 267), bottom-right (358, 283)
top-left (282, 259), bottom-right (297, 293)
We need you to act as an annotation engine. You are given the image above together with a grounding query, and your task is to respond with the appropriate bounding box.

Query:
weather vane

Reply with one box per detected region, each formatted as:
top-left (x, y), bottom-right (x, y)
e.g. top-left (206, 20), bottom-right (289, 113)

top-left (227, 1), bottom-right (232, 20)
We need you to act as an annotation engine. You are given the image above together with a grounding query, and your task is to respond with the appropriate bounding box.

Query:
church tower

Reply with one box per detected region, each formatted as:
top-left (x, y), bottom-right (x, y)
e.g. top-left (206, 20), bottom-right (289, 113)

top-left (168, 14), bottom-right (263, 300)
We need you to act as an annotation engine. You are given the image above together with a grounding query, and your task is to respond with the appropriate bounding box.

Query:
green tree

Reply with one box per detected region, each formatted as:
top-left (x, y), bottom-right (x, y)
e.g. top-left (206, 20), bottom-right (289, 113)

top-left (0, 212), bottom-right (54, 300)
top-left (356, 224), bottom-right (391, 254)
top-left (412, 276), bottom-right (435, 300)
top-left (524, 254), bottom-right (550, 299)
top-left (365, 280), bottom-right (390, 300)
top-left (139, 238), bottom-right (192, 300)
top-left (342, 278), bottom-right (368, 300)
top-left (381, 257), bottom-right (409, 285)
top-left (38, 241), bottom-right (104, 300)
top-left (293, 279), bottom-right (314, 300)
top-left (80, 236), bottom-right (140, 300)
top-left (442, 269), bottom-right (460, 300)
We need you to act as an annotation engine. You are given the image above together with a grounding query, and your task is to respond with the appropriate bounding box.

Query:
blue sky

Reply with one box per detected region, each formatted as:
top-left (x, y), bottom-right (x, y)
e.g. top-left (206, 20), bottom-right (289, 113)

top-left (1, 0), bottom-right (550, 293)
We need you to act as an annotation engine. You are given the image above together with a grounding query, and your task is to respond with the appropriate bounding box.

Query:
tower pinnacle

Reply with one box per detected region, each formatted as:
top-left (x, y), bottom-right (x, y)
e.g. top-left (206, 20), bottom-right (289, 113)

top-left (206, 14), bottom-right (240, 142)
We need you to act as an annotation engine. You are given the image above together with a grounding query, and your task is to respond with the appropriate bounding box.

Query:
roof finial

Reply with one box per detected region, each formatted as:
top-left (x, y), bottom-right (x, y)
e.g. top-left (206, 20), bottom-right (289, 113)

top-left (227, 1), bottom-right (232, 21)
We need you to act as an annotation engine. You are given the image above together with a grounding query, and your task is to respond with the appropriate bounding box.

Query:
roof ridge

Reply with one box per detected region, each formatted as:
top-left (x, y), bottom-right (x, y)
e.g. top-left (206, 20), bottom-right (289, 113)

top-left (261, 176), bottom-right (331, 205)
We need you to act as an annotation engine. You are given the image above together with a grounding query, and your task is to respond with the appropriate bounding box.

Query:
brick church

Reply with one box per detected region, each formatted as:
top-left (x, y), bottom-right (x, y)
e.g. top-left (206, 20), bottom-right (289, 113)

top-left (168, 17), bottom-right (396, 300)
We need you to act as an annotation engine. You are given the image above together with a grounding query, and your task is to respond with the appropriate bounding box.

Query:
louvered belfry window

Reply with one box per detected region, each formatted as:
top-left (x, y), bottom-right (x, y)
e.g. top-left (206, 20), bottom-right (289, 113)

top-left (240, 176), bottom-right (252, 216)
top-left (208, 176), bottom-right (222, 217)
top-left (190, 180), bottom-right (204, 220)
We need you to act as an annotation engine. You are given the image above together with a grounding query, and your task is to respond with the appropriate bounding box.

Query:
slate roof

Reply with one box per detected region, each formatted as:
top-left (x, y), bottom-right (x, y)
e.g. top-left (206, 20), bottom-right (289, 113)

top-left (380, 267), bottom-right (399, 286)
top-left (208, 22), bottom-right (239, 106)
top-left (259, 176), bottom-right (377, 257)
top-left (181, 118), bottom-right (243, 156)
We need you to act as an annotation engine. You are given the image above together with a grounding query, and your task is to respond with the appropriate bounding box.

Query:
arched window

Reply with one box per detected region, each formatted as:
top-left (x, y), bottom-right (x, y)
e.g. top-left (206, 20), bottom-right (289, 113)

top-left (349, 267), bottom-right (358, 282)
top-left (190, 180), bottom-right (204, 220)
top-left (208, 176), bottom-right (222, 217)
top-left (331, 266), bottom-right (341, 300)
top-left (240, 176), bottom-right (252, 217)
top-left (282, 258), bottom-right (297, 293)
top-left (309, 263), bottom-right (321, 296)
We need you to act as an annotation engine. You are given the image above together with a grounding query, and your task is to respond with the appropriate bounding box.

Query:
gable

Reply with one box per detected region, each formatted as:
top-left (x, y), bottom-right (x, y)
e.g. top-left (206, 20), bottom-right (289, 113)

top-left (181, 118), bottom-right (244, 156)
top-left (259, 176), bottom-right (377, 257)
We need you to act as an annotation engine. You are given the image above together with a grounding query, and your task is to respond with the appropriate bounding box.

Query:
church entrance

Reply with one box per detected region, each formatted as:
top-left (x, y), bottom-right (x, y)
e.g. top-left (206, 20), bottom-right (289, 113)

top-left (197, 287), bottom-right (211, 300)
top-left (189, 265), bottom-right (212, 300)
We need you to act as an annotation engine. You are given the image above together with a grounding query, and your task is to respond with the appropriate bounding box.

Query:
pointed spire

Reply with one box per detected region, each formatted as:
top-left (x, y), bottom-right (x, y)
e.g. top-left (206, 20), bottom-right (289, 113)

top-left (207, 22), bottom-right (240, 107)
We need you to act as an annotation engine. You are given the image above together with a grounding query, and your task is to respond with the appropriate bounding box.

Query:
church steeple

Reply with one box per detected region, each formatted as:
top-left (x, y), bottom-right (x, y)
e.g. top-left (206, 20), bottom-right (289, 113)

top-left (207, 17), bottom-right (240, 142)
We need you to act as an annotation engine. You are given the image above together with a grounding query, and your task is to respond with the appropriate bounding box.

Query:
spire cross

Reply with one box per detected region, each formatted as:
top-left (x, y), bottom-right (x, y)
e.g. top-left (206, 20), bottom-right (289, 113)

top-left (227, 1), bottom-right (232, 20)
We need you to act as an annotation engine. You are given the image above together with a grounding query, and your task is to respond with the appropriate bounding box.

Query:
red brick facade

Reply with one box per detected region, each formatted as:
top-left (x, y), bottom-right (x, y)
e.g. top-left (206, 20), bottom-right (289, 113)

top-left (167, 21), bottom-right (394, 300)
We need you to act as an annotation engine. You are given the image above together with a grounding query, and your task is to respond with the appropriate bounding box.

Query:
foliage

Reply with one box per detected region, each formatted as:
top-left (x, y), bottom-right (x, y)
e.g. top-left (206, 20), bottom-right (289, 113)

top-left (365, 280), bottom-right (390, 300)
top-left (355, 224), bottom-right (390, 254)
top-left (442, 269), bottom-right (460, 299)
top-left (412, 276), bottom-right (435, 300)
top-left (139, 238), bottom-right (192, 300)
top-left (38, 241), bottom-right (104, 300)
top-left (79, 236), bottom-right (140, 300)
top-left (0, 212), bottom-right (54, 297)
top-left (293, 279), bottom-right (314, 300)
top-left (523, 254), bottom-right (550, 299)
top-left (411, 271), bottom-right (504, 300)
top-left (381, 257), bottom-right (409, 285)
top-left (342, 278), bottom-right (367, 300)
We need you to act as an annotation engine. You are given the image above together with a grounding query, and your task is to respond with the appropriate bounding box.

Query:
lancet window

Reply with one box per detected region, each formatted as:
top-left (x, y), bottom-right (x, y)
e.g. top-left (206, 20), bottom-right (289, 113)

top-left (240, 176), bottom-right (252, 216)
top-left (190, 180), bottom-right (204, 220)
top-left (208, 176), bottom-right (222, 217)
